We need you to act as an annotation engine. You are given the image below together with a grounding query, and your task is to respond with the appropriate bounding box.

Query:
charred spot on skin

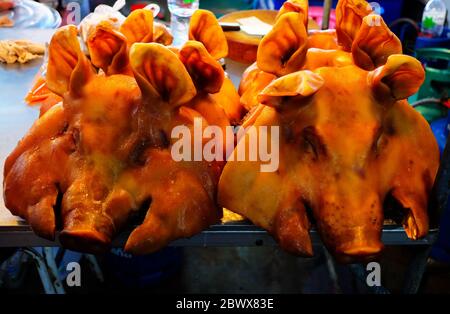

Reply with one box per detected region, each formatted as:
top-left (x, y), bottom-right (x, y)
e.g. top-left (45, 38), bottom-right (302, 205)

top-left (369, 201), bottom-right (380, 226)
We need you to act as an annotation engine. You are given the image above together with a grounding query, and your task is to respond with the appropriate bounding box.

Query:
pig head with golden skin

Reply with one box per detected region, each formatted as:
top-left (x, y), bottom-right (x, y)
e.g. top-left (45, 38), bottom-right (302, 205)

top-left (219, 0), bottom-right (439, 262)
top-left (4, 11), bottom-right (239, 255)
top-left (219, 57), bottom-right (439, 262)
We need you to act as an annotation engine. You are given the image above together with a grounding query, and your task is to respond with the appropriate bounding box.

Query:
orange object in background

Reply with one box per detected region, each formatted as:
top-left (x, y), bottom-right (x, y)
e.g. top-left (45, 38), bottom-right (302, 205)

top-left (0, 0), bottom-right (15, 11)
top-left (25, 74), bottom-right (62, 117)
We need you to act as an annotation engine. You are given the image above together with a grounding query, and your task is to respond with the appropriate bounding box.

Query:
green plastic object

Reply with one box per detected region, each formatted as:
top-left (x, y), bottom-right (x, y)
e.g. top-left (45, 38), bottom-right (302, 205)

top-left (409, 48), bottom-right (450, 122)
top-left (199, 0), bottom-right (253, 17)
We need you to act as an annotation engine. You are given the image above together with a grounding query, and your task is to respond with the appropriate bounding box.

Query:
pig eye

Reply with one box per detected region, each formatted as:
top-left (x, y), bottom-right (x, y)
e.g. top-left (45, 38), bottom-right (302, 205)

top-left (301, 126), bottom-right (326, 159)
top-left (372, 128), bottom-right (388, 154)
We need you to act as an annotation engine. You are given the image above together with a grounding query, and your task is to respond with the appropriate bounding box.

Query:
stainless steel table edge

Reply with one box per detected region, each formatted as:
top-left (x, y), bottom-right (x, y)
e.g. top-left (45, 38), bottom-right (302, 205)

top-left (0, 223), bottom-right (439, 248)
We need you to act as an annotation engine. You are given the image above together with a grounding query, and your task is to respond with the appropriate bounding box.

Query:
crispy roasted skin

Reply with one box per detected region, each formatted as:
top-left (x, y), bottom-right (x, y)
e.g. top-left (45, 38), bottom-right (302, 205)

top-left (219, 0), bottom-right (440, 262)
top-left (26, 9), bottom-right (172, 110)
top-left (4, 19), bottom-right (238, 254)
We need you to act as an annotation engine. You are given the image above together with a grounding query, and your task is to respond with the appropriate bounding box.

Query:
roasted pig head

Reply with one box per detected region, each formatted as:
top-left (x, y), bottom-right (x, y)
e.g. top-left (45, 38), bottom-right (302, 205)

top-left (4, 24), bottom-right (233, 254)
top-left (219, 54), bottom-right (439, 262)
top-left (219, 8), bottom-right (440, 261)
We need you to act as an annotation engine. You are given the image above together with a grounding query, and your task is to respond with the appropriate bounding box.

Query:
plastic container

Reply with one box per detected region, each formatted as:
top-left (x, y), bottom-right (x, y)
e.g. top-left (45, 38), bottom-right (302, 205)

top-left (421, 0), bottom-right (447, 37)
top-left (415, 28), bottom-right (450, 50)
top-left (168, 0), bottom-right (199, 47)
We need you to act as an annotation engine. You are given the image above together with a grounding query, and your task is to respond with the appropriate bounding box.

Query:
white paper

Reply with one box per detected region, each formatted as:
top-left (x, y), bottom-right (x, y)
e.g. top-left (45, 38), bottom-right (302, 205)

top-left (236, 16), bottom-right (272, 36)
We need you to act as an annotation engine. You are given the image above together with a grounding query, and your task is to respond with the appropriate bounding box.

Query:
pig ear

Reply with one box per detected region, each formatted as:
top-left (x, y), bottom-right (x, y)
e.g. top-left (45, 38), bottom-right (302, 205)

top-left (119, 9), bottom-right (153, 45)
top-left (369, 55), bottom-right (425, 100)
top-left (276, 0), bottom-right (308, 28)
top-left (130, 43), bottom-right (197, 106)
top-left (47, 25), bottom-right (95, 97)
top-left (336, 0), bottom-right (373, 51)
top-left (87, 26), bottom-right (132, 75)
top-left (189, 9), bottom-right (228, 59)
top-left (352, 15), bottom-right (402, 70)
top-left (257, 12), bottom-right (308, 77)
top-left (153, 22), bottom-right (174, 45)
top-left (179, 41), bottom-right (224, 94)
top-left (257, 70), bottom-right (324, 107)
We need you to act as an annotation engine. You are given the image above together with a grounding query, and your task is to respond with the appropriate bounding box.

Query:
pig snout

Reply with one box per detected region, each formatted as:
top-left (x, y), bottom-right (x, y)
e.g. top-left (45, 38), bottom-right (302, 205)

top-left (314, 192), bottom-right (384, 261)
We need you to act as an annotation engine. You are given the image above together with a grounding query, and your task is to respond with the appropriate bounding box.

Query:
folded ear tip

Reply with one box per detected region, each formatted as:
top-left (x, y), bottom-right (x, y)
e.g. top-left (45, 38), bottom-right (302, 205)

top-left (87, 25), bottom-right (127, 50)
top-left (192, 9), bottom-right (214, 18)
top-left (258, 70), bottom-right (324, 107)
top-left (49, 24), bottom-right (79, 48)
top-left (87, 25), bottom-right (132, 75)
top-left (257, 12), bottom-right (308, 76)
top-left (387, 54), bottom-right (425, 74)
top-left (56, 24), bottom-right (78, 36)
top-left (120, 8), bottom-right (154, 44)
top-left (47, 24), bottom-right (84, 96)
top-left (181, 39), bottom-right (204, 50)
top-left (370, 54), bottom-right (425, 100)
top-left (362, 13), bottom-right (382, 22)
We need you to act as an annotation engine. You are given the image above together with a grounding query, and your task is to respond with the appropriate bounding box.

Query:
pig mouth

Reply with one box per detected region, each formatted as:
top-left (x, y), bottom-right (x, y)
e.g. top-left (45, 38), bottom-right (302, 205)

top-left (383, 192), bottom-right (411, 227)
top-left (383, 191), bottom-right (425, 241)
